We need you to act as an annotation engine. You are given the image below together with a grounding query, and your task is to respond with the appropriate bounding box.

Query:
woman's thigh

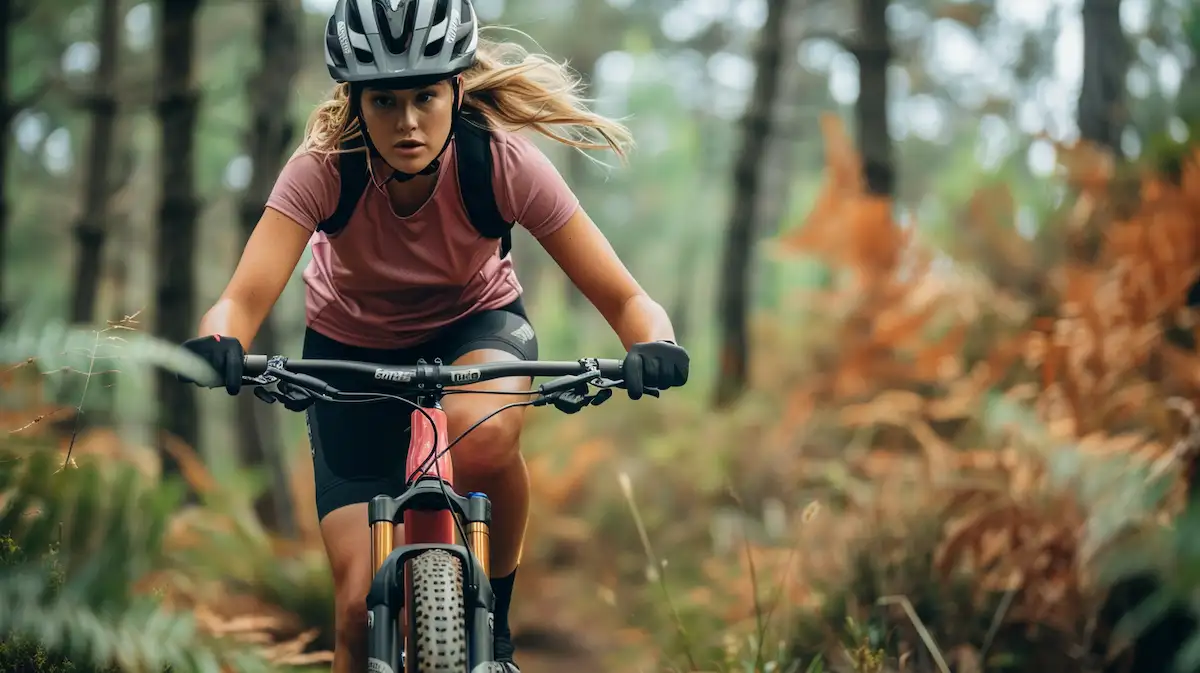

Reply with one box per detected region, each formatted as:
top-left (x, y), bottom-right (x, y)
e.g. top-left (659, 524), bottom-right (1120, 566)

top-left (304, 328), bottom-right (416, 522)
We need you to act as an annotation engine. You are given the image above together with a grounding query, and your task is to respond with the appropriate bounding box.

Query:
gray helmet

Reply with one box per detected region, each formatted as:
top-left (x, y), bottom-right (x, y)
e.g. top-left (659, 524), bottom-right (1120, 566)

top-left (324, 0), bottom-right (479, 85)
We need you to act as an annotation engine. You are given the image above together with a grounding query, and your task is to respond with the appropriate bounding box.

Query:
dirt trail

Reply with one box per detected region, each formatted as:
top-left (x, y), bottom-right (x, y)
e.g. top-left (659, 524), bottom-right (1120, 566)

top-left (511, 571), bottom-right (645, 673)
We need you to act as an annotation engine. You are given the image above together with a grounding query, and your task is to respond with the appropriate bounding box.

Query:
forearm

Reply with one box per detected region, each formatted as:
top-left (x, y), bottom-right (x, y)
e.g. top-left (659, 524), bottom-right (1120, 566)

top-left (197, 297), bottom-right (266, 349)
top-left (608, 294), bottom-right (676, 351)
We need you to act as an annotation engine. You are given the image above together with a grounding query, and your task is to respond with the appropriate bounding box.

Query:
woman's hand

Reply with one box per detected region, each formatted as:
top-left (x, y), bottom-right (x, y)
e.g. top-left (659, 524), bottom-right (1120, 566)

top-left (622, 340), bottom-right (689, 400)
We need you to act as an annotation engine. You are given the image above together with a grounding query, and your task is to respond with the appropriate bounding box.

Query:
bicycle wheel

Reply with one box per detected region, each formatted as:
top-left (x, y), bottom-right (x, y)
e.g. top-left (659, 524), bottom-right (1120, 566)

top-left (408, 549), bottom-right (468, 672)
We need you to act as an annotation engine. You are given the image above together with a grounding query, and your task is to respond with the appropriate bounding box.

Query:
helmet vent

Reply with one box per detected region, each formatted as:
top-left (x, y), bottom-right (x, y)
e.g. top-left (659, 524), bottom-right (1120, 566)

top-left (432, 0), bottom-right (449, 26)
top-left (347, 0), bottom-right (366, 34)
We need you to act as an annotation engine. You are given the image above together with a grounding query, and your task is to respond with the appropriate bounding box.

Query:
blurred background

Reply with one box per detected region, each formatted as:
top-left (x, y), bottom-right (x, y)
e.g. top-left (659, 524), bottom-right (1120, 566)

top-left (3, 0), bottom-right (1200, 671)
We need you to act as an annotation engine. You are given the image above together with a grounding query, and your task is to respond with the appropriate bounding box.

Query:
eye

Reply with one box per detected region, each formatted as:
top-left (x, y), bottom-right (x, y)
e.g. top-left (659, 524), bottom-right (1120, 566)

top-left (416, 89), bottom-right (438, 104)
top-left (370, 95), bottom-right (395, 109)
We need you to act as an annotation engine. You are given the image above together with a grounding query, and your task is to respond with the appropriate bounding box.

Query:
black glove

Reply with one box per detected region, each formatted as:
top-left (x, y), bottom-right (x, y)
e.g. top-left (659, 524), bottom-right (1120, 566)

top-left (622, 340), bottom-right (689, 400)
top-left (179, 335), bottom-right (244, 396)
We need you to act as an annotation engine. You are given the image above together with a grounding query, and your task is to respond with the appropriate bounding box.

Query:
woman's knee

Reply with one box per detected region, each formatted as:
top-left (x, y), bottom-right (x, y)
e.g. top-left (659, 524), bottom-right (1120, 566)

top-left (449, 404), bottom-right (525, 474)
top-left (334, 579), bottom-right (370, 642)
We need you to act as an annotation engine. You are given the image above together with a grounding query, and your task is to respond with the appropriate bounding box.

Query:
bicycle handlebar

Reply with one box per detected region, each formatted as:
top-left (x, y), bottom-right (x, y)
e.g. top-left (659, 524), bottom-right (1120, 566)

top-left (242, 354), bottom-right (632, 397)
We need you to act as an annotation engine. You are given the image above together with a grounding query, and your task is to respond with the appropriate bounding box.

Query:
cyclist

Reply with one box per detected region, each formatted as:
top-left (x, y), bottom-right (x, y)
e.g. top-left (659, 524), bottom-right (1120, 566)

top-left (177, 1), bottom-right (689, 671)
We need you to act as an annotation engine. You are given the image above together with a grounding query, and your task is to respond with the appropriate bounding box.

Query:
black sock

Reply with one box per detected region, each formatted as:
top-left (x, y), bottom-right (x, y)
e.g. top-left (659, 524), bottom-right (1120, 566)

top-left (492, 568), bottom-right (517, 659)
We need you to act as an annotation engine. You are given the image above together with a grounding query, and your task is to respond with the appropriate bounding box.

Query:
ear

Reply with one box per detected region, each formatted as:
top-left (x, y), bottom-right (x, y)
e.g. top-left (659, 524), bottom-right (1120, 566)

top-left (453, 76), bottom-right (464, 110)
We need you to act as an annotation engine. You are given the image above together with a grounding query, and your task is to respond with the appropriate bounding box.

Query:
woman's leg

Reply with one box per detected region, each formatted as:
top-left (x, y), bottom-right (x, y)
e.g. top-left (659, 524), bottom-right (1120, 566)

top-left (319, 503), bottom-right (374, 673)
top-left (440, 346), bottom-right (532, 670)
top-left (426, 305), bottom-right (539, 670)
top-left (303, 329), bottom-right (414, 673)
top-left (441, 347), bottom-right (532, 577)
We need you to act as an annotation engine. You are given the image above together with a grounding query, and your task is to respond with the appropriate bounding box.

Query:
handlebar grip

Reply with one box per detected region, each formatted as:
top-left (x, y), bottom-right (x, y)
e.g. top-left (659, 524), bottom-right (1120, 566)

top-left (595, 358), bottom-right (624, 378)
top-left (244, 354), bottom-right (270, 376)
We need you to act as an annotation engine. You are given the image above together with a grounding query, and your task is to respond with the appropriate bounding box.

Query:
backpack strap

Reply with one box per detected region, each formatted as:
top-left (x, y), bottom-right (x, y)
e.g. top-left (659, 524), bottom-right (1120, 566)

top-left (454, 107), bottom-right (515, 258)
top-left (315, 135), bottom-right (370, 237)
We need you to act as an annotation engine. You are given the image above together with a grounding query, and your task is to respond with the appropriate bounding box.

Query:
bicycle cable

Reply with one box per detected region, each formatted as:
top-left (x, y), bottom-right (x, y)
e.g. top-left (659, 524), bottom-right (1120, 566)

top-left (253, 370), bottom-right (614, 595)
top-left (329, 389), bottom-right (477, 590)
top-left (253, 377), bottom-right (479, 591)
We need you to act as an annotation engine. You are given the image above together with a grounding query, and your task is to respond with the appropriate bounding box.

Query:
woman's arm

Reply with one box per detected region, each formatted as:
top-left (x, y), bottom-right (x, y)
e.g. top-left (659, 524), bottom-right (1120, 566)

top-left (197, 208), bottom-right (311, 348)
top-left (537, 206), bottom-right (676, 350)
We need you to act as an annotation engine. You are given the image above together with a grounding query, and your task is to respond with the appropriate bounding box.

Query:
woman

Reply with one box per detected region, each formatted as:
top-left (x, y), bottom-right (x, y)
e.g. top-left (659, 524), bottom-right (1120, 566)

top-left (179, 1), bottom-right (688, 671)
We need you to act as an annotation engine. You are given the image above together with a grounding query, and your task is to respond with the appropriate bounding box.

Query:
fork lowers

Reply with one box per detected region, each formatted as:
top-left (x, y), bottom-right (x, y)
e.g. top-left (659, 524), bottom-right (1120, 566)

top-left (465, 492), bottom-right (491, 576)
top-left (464, 492), bottom-right (497, 665)
top-left (371, 520), bottom-right (394, 577)
top-left (368, 519), bottom-right (399, 671)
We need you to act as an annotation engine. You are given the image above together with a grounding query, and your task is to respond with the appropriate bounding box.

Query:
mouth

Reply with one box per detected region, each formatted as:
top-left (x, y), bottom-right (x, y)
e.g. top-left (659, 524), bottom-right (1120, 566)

top-left (394, 140), bottom-right (424, 150)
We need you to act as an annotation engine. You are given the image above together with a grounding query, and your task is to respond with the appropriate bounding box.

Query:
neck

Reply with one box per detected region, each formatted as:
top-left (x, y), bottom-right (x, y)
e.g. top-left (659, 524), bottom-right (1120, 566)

top-left (384, 171), bottom-right (438, 217)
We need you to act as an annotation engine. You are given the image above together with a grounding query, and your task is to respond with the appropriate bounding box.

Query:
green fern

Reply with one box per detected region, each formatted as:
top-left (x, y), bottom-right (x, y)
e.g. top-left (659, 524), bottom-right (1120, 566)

top-left (0, 315), bottom-right (218, 386)
top-left (0, 449), bottom-right (283, 673)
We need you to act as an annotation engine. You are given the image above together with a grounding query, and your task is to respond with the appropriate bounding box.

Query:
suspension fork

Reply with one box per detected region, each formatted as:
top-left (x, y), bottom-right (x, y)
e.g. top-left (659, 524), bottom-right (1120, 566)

top-left (367, 394), bottom-right (495, 668)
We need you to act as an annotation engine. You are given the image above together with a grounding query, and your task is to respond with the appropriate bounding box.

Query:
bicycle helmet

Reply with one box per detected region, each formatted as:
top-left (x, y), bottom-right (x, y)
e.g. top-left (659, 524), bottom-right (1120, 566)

top-left (325, 0), bottom-right (480, 86)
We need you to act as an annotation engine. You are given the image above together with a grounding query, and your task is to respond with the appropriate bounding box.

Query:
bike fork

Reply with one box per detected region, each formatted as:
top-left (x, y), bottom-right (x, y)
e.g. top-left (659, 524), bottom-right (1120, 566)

top-left (368, 518), bottom-right (400, 672)
top-left (465, 492), bottom-right (495, 669)
top-left (365, 491), bottom-right (497, 672)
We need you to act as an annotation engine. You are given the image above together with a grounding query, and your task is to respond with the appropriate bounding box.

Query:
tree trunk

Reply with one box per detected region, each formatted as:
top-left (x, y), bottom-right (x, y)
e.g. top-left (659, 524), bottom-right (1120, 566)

top-left (854, 0), bottom-right (894, 196)
top-left (236, 0), bottom-right (301, 537)
top-left (714, 0), bottom-right (790, 408)
top-left (154, 0), bottom-right (203, 474)
top-left (1078, 0), bottom-right (1129, 153)
top-left (69, 0), bottom-right (121, 326)
top-left (0, 0), bottom-right (13, 327)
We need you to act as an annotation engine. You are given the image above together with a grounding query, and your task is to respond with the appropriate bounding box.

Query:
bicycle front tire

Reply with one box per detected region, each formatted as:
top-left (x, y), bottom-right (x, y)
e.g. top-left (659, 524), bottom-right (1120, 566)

top-left (408, 549), bottom-right (468, 672)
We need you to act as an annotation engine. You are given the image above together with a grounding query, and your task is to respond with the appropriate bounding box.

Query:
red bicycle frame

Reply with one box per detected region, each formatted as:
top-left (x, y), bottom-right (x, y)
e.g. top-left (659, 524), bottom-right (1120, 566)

top-left (403, 406), bottom-right (457, 545)
top-left (369, 401), bottom-right (492, 599)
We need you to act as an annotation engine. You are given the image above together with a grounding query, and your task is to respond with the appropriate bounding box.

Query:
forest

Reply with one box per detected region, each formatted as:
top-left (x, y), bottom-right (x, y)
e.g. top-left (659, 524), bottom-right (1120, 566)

top-left (3, 0), bottom-right (1200, 671)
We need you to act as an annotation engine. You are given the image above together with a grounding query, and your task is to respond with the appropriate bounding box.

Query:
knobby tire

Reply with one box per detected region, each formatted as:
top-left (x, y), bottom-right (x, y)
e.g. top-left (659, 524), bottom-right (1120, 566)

top-left (409, 549), bottom-right (468, 672)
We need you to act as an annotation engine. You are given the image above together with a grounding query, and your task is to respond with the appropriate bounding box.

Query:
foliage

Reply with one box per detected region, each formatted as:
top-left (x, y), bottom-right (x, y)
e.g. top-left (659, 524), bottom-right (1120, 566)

top-left (497, 117), bottom-right (1200, 673)
top-left (0, 319), bottom-right (333, 672)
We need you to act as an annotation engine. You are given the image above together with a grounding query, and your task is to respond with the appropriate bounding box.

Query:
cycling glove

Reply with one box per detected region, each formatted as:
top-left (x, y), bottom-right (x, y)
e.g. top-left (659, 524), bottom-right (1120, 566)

top-left (623, 340), bottom-right (689, 400)
top-left (179, 335), bottom-right (245, 396)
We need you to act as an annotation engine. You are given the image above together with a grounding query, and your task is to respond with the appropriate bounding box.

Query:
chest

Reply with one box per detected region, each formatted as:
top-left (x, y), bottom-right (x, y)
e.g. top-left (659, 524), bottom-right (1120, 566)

top-left (318, 184), bottom-right (500, 288)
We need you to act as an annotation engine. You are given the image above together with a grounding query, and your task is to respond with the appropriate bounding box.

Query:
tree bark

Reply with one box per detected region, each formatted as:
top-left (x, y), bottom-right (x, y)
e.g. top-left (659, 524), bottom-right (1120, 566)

top-left (854, 0), bottom-right (894, 196)
top-left (1078, 0), bottom-right (1129, 153)
top-left (69, 0), bottom-right (122, 326)
top-left (236, 0), bottom-right (302, 537)
top-left (0, 0), bottom-right (13, 327)
top-left (154, 0), bottom-right (203, 474)
top-left (714, 0), bottom-right (790, 408)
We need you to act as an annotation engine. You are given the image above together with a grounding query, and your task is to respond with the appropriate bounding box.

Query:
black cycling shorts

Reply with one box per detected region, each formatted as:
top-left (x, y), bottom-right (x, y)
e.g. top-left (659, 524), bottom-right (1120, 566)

top-left (304, 299), bottom-right (538, 521)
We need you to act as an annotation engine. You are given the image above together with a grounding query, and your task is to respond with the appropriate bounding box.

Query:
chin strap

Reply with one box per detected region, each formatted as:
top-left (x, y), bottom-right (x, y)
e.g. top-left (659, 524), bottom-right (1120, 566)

top-left (355, 79), bottom-right (463, 184)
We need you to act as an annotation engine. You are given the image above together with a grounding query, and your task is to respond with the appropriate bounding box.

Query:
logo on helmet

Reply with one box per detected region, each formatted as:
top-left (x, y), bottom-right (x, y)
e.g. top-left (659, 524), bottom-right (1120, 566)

top-left (336, 20), bottom-right (352, 58)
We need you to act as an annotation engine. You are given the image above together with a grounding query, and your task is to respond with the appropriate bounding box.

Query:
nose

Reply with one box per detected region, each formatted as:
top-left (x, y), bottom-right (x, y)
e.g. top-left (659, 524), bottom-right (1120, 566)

top-left (394, 103), bottom-right (418, 133)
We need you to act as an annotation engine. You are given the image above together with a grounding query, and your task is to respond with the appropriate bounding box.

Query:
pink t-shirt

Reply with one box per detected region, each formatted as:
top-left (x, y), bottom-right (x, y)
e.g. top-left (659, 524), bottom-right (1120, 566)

top-left (265, 127), bottom-right (579, 349)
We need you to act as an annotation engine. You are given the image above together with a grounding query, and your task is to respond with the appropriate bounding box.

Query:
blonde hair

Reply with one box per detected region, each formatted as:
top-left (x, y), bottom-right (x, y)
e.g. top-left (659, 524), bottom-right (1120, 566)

top-left (302, 30), bottom-right (634, 165)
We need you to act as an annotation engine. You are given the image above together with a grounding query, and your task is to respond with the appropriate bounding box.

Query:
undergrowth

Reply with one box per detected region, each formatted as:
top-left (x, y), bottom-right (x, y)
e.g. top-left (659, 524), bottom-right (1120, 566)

top-left (509, 116), bottom-right (1200, 673)
top-left (0, 317), bottom-right (332, 672)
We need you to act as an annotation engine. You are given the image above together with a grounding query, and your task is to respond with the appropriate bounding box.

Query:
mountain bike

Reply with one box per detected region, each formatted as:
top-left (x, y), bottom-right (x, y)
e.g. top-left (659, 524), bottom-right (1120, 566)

top-left (238, 353), bottom-right (660, 673)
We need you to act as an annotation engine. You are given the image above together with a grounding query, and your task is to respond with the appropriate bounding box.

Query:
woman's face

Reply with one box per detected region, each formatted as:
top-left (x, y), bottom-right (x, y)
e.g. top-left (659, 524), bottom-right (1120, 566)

top-left (359, 78), bottom-right (456, 173)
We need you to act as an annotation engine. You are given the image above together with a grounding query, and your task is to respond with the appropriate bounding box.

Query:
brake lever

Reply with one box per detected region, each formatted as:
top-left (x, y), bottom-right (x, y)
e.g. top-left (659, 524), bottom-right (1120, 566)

top-left (537, 371), bottom-right (601, 397)
top-left (249, 378), bottom-right (318, 412)
top-left (274, 369), bottom-right (342, 396)
top-left (592, 378), bottom-right (661, 398)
